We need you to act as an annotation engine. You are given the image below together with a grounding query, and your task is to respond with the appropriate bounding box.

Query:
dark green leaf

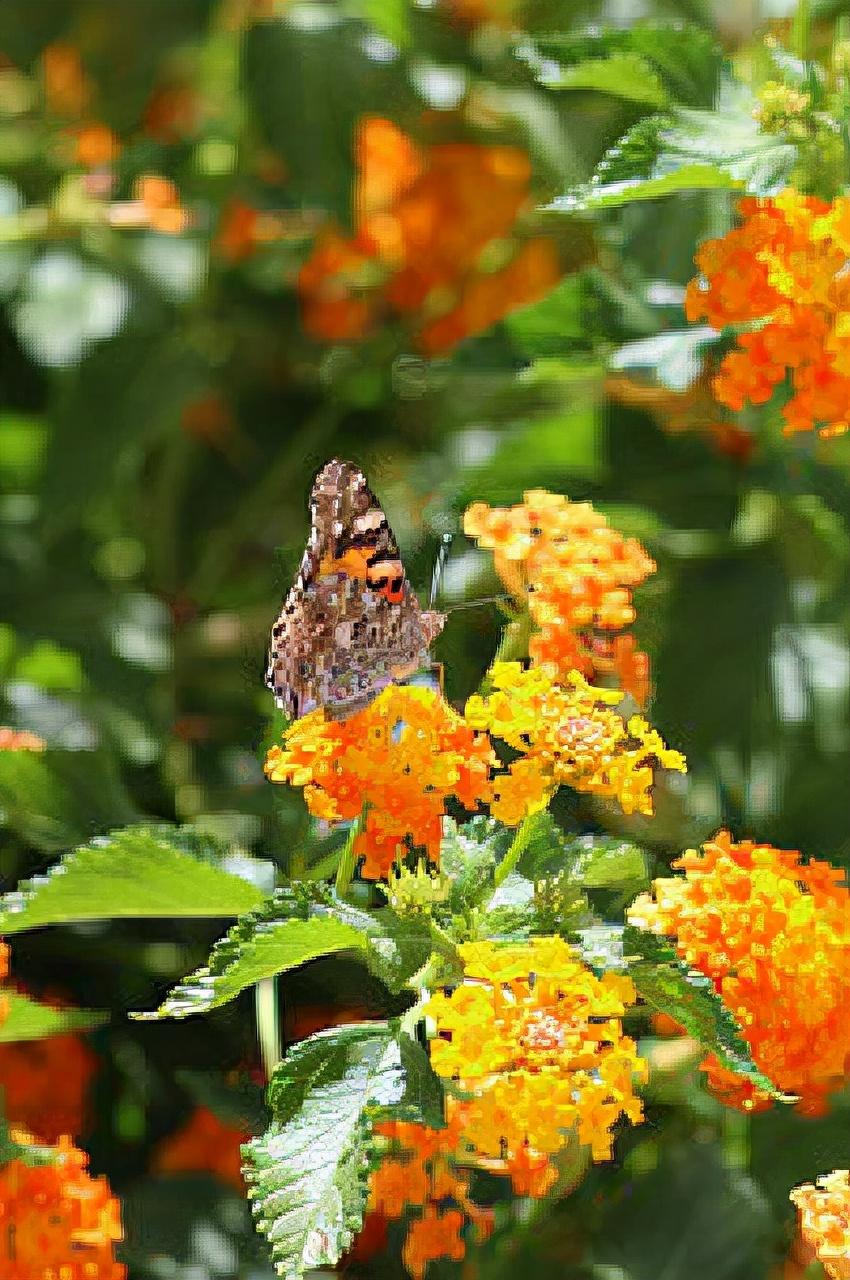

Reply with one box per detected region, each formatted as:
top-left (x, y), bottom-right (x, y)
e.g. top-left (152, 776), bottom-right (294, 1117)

top-left (0, 747), bottom-right (138, 853)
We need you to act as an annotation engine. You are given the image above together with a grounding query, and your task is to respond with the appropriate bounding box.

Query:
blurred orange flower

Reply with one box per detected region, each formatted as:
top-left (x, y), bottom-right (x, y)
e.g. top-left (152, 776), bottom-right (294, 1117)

top-left (0, 942), bottom-right (9, 1028)
top-left (0, 1033), bottom-right (98, 1144)
top-left (0, 727), bottom-right (46, 751)
top-left (299, 116), bottom-right (561, 353)
top-left (628, 830), bottom-right (850, 1112)
top-left (42, 43), bottom-right (90, 117)
top-left (790, 1170), bottom-right (850, 1280)
top-left (152, 1106), bottom-right (248, 1191)
top-left (464, 490), bottom-right (655, 702)
top-left (0, 1132), bottom-right (126, 1278)
top-left (265, 684), bottom-right (494, 879)
top-left (686, 188), bottom-right (850, 437)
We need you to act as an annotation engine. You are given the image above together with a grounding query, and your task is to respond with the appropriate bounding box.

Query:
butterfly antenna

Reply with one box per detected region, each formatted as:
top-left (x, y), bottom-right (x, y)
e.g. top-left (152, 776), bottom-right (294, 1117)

top-left (429, 533), bottom-right (453, 609)
top-left (445, 593), bottom-right (513, 613)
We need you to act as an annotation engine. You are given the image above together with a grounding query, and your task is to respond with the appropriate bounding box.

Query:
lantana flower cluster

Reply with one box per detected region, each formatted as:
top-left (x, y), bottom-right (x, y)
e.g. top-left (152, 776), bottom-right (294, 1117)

top-left (425, 938), bottom-right (645, 1163)
top-left (152, 1105), bottom-right (249, 1191)
top-left (0, 1133), bottom-right (126, 1279)
top-left (685, 188), bottom-right (850, 437)
top-left (366, 938), bottom-right (644, 1278)
top-left (464, 490), bottom-right (655, 703)
top-left (0, 1032), bottom-right (98, 1144)
top-left (265, 684), bottom-right (494, 879)
top-left (628, 830), bottom-right (850, 1113)
top-left (790, 1169), bottom-right (850, 1280)
top-left (465, 662), bottom-right (686, 824)
top-left (298, 116), bottom-right (561, 355)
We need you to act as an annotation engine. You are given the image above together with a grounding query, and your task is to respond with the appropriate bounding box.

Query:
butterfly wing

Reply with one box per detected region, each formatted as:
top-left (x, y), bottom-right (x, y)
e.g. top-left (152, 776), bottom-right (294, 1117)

top-left (267, 460), bottom-right (444, 721)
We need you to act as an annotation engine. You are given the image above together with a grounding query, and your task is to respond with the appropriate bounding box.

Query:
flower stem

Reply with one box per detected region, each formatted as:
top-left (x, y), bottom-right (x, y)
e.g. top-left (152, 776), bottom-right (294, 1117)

top-left (255, 977), bottom-right (280, 1081)
top-left (493, 812), bottom-right (540, 889)
top-left (334, 813), bottom-right (363, 898)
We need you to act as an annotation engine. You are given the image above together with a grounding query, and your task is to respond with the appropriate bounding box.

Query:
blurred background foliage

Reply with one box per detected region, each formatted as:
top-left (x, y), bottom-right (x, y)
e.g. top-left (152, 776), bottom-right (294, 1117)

top-left (1, 0), bottom-right (849, 1276)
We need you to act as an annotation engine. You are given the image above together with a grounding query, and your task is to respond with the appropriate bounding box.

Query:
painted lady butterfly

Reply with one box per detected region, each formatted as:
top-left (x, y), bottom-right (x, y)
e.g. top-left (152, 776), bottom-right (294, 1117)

top-left (267, 459), bottom-right (445, 721)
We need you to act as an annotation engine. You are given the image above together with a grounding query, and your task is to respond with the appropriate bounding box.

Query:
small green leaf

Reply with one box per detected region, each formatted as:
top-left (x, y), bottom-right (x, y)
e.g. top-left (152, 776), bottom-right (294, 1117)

top-left (0, 748), bottom-right (138, 852)
top-left (440, 816), bottom-right (503, 913)
top-left (569, 837), bottom-right (648, 894)
top-left (0, 825), bottom-right (267, 935)
top-left (623, 925), bottom-right (791, 1101)
top-left (551, 163), bottom-right (742, 212)
top-left (0, 990), bottom-right (107, 1042)
top-left (352, 0), bottom-right (409, 47)
top-left (547, 52), bottom-right (668, 107)
top-left (135, 889), bottom-right (429, 1021)
top-left (244, 1022), bottom-right (431, 1280)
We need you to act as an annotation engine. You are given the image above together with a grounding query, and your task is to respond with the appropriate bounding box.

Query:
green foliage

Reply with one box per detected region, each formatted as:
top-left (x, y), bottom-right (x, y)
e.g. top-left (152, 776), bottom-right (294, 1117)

top-left (137, 887), bottom-right (431, 1019)
top-left (244, 1023), bottom-right (429, 1280)
top-left (624, 925), bottom-right (788, 1100)
top-left (0, 990), bottom-right (106, 1042)
top-left (1, 3), bottom-right (849, 1278)
top-left (0, 825), bottom-right (267, 934)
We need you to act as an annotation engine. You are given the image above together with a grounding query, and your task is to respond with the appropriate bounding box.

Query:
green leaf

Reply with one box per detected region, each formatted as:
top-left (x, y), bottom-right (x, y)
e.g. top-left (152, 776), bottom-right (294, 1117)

top-left (0, 825), bottom-right (267, 935)
top-left (244, 1022), bottom-right (430, 1280)
top-left (351, 0), bottom-right (409, 47)
top-left (0, 747), bottom-right (138, 852)
top-left (548, 52), bottom-right (667, 106)
top-left (552, 163), bottom-right (742, 212)
top-left (623, 925), bottom-right (791, 1101)
top-left (440, 816), bottom-right (503, 913)
top-left (569, 837), bottom-right (648, 894)
top-left (136, 889), bottom-right (429, 1021)
top-left (0, 990), bottom-right (107, 1042)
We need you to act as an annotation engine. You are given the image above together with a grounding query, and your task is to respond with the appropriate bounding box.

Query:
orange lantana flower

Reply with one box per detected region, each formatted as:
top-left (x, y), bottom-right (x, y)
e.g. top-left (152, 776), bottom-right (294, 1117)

top-left (791, 1170), bottom-right (850, 1280)
top-left (628, 830), bottom-right (850, 1112)
top-left (0, 1132), bottom-right (126, 1278)
top-left (686, 188), bottom-right (850, 437)
top-left (151, 1106), bottom-right (248, 1191)
top-left (298, 116), bottom-right (561, 354)
top-left (463, 490), bottom-right (655, 702)
top-left (0, 1033), bottom-right (98, 1144)
top-left (265, 684), bottom-right (494, 879)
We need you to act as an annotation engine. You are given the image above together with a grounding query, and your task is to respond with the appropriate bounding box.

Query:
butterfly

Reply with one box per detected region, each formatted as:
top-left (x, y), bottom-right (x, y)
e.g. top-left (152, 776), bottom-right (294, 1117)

top-left (267, 459), bottom-right (446, 721)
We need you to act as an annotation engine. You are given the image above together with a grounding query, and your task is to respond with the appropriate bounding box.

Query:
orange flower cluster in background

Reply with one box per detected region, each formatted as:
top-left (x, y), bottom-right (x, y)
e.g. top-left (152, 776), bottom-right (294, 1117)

top-left (368, 1117), bottom-right (493, 1280)
top-left (151, 1106), bottom-right (248, 1191)
top-left (0, 727), bottom-right (46, 751)
top-left (628, 830), bottom-right (850, 1113)
top-left (465, 662), bottom-right (685, 823)
top-left (441, 0), bottom-right (519, 27)
top-left (464, 491), bottom-right (655, 703)
top-left (298, 116), bottom-right (561, 355)
top-left (0, 1033), bottom-right (98, 1144)
top-left (686, 188), bottom-right (850, 437)
top-left (425, 938), bottom-right (646, 1164)
top-left (0, 1132), bottom-right (126, 1279)
top-left (0, 942), bottom-right (9, 1028)
top-left (265, 684), bottom-right (494, 878)
top-left (790, 1170), bottom-right (850, 1280)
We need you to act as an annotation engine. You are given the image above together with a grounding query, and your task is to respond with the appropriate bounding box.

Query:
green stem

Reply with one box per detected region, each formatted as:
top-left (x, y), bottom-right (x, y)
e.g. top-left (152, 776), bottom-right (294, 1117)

top-left (792, 0), bottom-right (810, 61)
top-left (334, 813), bottom-right (363, 898)
top-left (493, 812), bottom-right (539, 890)
top-left (255, 977), bottom-right (281, 1081)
